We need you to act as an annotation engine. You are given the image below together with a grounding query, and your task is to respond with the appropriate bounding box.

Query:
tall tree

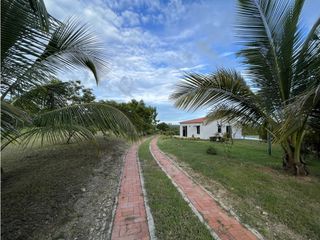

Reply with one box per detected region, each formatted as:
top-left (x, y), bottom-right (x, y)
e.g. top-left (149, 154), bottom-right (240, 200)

top-left (12, 79), bottom-right (70, 113)
top-left (67, 80), bottom-right (96, 104)
top-left (171, 0), bottom-right (320, 175)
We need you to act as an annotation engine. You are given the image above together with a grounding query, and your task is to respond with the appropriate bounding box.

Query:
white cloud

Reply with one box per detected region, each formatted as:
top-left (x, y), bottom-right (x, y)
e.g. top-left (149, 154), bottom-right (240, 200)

top-left (43, 0), bottom-right (238, 123)
top-left (42, 0), bottom-right (250, 121)
top-left (121, 10), bottom-right (141, 26)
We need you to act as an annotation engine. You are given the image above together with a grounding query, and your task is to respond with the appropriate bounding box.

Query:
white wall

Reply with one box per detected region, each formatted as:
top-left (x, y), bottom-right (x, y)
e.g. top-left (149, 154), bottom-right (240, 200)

top-left (180, 123), bottom-right (200, 138)
top-left (180, 120), bottom-right (243, 139)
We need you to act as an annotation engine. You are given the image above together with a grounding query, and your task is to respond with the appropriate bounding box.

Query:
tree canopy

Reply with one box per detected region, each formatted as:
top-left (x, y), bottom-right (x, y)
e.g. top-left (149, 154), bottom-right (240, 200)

top-left (100, 99), bottom-right (158, 135)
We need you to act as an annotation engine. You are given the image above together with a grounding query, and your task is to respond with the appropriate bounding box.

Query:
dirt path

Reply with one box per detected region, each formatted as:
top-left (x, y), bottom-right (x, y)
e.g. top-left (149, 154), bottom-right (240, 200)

top-left (150, 136), bottom-right (259, 240)
top-left (111, 143), bottom-right (151, 240)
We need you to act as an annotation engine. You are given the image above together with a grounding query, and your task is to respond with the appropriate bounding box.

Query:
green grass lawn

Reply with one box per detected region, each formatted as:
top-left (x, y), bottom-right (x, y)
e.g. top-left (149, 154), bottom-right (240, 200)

top-left (157, 137), bottom-right (320, 240)
top-left (138, 139), bottom-right (213, 240)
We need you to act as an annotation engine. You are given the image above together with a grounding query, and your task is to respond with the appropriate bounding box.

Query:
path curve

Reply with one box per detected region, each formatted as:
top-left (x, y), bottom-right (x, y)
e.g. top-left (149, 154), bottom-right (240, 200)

top-left (150, 136), bottom-right (259, 240)
top-left (111, 144), bottom-right (150, 240)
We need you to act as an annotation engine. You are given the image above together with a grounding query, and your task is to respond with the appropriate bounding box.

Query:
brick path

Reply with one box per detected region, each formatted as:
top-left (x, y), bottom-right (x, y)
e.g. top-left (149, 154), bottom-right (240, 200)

top-left (111, 144), bottom-right (150, 240)
top-left (150, 137), bottom-right (258, 240)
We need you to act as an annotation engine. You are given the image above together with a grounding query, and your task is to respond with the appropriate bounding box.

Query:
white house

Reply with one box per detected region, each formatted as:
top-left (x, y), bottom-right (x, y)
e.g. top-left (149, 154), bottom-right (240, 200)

top-left (179, 117), bottom-right (243, 140)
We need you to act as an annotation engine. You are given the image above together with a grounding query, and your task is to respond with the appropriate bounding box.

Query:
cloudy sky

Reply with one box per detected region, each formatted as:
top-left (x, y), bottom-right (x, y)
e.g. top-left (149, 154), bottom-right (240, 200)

top-left (44, 0), bottom-right (320, 124)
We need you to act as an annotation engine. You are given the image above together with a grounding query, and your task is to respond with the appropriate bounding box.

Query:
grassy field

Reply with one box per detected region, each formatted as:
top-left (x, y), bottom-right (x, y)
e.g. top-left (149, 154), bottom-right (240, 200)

top-left (1, 137), bottom-right (126, 240)
top-left (138, 139), bottom-right (213, 240)
top-left (157, 137), bottom-right (320, 240)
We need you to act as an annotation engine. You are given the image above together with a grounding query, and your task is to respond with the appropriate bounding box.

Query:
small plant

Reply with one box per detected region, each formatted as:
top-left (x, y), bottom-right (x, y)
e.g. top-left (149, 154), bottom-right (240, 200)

top-left (223, 139), bottom-right (233, 158)
top-left (206, 146), bottom-right (217, 155)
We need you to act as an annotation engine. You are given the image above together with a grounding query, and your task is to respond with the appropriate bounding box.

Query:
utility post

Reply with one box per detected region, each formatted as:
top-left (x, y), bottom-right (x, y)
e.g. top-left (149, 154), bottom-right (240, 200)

top-left (267, 131), bottom-right (272, 155)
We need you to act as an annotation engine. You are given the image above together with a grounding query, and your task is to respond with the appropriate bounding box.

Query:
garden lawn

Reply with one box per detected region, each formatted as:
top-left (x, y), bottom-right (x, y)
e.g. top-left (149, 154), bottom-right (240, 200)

top-left (139, 138), bottom-right (213, 240)
top-left (158, 137), bottom-right (320, 240)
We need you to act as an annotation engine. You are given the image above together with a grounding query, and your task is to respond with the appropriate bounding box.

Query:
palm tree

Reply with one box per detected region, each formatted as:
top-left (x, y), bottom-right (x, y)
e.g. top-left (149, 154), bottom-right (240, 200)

top-left (1, 0), bottom-right (137, 148)
top-left (171, 0), bottom-right (320, 175)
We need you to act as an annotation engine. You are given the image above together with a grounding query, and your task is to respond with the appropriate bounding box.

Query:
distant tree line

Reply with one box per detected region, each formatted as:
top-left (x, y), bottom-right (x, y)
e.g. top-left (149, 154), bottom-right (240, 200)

top-left (156, 122), bottom-right (179, 136)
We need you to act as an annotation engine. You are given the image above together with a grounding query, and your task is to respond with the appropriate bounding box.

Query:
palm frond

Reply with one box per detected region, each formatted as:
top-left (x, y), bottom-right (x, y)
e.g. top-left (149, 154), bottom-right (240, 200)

top-left (1, 101), bottom-right (30, 143)
top-left (1, 1), bottom-right (124, 150)
top-left (28, 0), bottom-right (50, 31)
top-left (206, 103), bottom-right (265, 127)
top-left (236, 0), bottom-right (300, 102)
top-left (278, 83), bottom-right (320, 140)
top-left (19, 125), bottom-right (96, 147)
top-left (171, 69), bottom-right (266, 125)
top-left (37, 18), bottom-right (108, 84)
top-left (1, 0), bottom-right (57, 99)
top-left (1, 0), bottom-right (50, 62)
top-left (1, 13), bottom-right (107, 99)
top-left (292, 17), bottom-right (320, 95)
top-left (278, 0), bottom-right (305, 99)
top-left (17, 103), bottom-right (138, 146)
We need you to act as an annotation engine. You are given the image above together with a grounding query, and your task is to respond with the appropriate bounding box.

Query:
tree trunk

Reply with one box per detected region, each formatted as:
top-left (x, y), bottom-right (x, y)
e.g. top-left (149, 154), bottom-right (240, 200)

top-left (267, 132), bottom-right (272, 155)
top-left (282, 131), bottom-right (309, 176)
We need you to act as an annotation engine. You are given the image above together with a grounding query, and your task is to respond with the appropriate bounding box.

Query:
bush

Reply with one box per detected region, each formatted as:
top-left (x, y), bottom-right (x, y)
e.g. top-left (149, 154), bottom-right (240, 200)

top-left (209, 136), bottom-right (225, 142)
top-left (206, 146), bottom-right (217, 155)
top-left (163, 130), bottom-right (175, 136)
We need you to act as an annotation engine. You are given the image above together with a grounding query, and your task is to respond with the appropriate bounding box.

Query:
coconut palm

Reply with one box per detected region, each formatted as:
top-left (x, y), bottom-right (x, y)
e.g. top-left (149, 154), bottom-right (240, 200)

top-left (1, 0), bottom-right (137, 147)
top-left (171, 0), bottom-right (320, 175)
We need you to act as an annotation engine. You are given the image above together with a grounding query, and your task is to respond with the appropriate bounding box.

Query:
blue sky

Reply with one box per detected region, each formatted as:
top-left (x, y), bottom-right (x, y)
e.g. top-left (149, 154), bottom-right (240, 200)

top-left (44, 0), bottom-right (320, 124)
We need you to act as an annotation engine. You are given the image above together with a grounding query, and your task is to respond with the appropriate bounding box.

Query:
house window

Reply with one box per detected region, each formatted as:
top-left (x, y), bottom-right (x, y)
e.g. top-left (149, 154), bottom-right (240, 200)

top-left (196, 126), bottom-right (200, 134)
top-left (217, 124), bottom-right (222, 133)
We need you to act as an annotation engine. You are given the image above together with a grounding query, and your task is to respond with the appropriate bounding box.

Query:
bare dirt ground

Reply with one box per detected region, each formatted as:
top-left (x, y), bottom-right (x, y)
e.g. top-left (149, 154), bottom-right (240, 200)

top-left (1, 137), bottom-right (127, 240)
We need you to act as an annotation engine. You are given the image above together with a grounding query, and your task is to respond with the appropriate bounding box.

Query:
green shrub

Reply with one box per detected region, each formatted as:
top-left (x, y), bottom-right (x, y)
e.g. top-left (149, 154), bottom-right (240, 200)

top-left (206, 146), bottom-right (217, 155)
top-left (161, 130), bottom-right (176, 136)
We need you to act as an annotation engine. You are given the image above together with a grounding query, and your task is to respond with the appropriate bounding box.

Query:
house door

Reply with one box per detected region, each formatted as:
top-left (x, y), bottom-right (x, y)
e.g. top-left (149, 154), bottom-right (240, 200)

top-left (182, 126), bottom-right (187, 137)
top-left (226, 125), bottom-right (232, 137)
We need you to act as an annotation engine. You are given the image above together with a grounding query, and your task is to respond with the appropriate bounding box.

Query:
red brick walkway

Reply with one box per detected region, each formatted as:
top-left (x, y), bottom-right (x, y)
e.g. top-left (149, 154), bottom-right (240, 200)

top-left (150, 137), bottom-right (258, 240)
top-left (111, 144), bottom-right (150, 240)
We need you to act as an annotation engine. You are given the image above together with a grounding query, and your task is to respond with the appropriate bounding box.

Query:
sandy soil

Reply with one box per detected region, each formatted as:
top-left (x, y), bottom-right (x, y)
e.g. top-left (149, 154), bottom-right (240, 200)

top-left (1, 137), bottom-right (127, 240)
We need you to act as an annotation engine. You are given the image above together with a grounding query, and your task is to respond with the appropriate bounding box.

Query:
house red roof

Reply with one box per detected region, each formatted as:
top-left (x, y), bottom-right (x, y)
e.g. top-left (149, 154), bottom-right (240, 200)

top-left (180, 117), bottom-right (207, 124)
